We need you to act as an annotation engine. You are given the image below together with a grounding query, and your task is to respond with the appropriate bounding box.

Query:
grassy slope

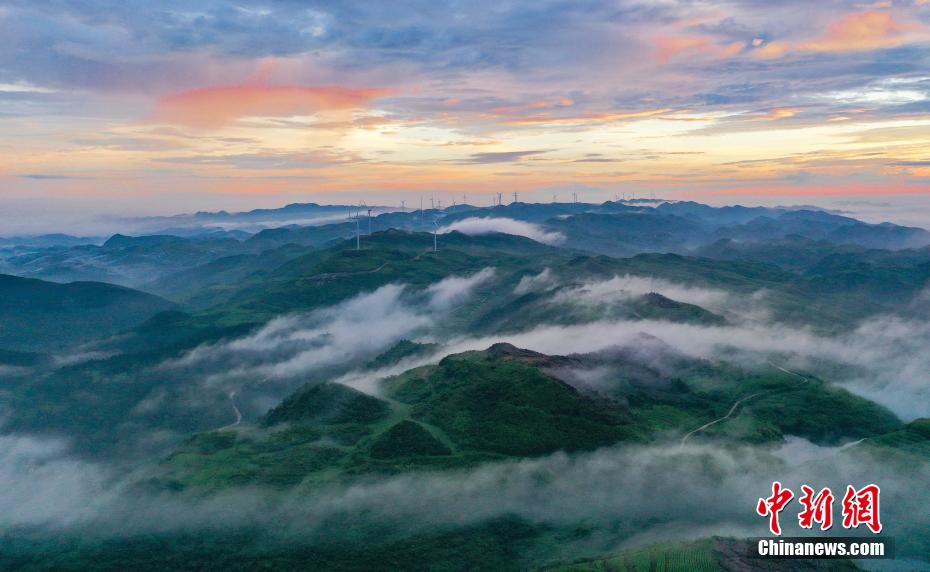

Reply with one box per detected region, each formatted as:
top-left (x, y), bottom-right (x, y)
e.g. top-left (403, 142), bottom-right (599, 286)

top-left (0, 274), bottom-right (174, 352)
top-left (152, 345), bottom-right (900, 492)
top-left (549, 538), bottom-right (861, 571)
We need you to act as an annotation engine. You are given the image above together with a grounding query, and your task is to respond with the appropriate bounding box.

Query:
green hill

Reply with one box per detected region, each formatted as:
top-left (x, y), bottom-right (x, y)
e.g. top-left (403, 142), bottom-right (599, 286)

top-left (151, 342), bottom-right (900, 492)
top-left (0, 274), bottom-right (174, 351)
top-left (548, 538), bottom-right (861, 571)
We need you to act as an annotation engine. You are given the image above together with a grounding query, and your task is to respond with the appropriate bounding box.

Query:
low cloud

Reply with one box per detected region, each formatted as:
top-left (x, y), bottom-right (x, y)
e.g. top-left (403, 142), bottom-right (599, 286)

top-left (0, 435), bottom-right (112, 529)
top-left (171, 284), bottom-right (431, 391)
top-left (439, 217), bottom-right (566, 245)
top-left (551, 274), bottom-right (734, 313)
top-left (168, 270), bottom-right (497, 398)
top-left (4, 436), bottom-right (928, 555)
top-left (514, 268), bottom-right (557, 295)
top-left (427, 268), bottom-right (496, 310)
top-left (343, 310), bottom-right (930, 421)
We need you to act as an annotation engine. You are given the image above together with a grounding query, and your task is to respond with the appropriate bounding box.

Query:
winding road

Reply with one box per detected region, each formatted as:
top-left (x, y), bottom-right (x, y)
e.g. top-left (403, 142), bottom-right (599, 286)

top-left (218, 391), bottom-right (242, 431)
top-left (680, 362), bottom-right (811, 446)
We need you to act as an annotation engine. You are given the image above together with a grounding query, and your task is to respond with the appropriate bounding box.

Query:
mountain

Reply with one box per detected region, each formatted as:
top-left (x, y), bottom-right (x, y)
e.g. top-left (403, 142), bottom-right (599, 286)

top-left (0, 274), bottom-right (174, 352)
top-left (0, 233), bottom-right (250, 287)
top-left (3, 200), bottom-right (927, 292)
top-left (4, 199), bottom-right (930, 570)
top-left (150, 341), bottom-right (899, 492)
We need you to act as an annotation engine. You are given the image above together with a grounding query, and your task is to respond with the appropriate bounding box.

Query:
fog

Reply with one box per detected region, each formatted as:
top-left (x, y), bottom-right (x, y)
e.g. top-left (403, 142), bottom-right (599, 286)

top-left (513, 268), bottom-right (556, 295)
top-left (4, 259), bottom-right (929, 562)
top-left (551, 275), bottom-right (733, 312)
top-left (2, 433), bottom-right (927, 557)
top-left (328, 272), bottom-right (930, 420)
top-left (162, 269), bottom-right (497, 407)
top-left (438, 217), bottom-right (566, 245)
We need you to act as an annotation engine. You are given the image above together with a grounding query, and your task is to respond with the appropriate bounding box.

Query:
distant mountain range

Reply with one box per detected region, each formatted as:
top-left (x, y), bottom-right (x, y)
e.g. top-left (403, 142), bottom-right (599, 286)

top-left (2, 200), bottom-right (927, 290)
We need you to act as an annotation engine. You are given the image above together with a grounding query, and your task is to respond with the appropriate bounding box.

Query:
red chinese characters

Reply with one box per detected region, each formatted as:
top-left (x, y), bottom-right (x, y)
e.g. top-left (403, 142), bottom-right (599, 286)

top-left (756, 481), bottom-right (794, 535)
top-left (842, 484), bottom-right (882, 533)
top-left (798, 485), bottom-right (834, 531)
top-left (757, 482), bottom-right (881, 535)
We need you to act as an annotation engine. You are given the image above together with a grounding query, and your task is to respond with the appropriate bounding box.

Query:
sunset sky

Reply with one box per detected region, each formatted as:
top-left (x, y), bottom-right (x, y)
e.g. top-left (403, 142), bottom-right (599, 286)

top-left (2, 0), bottom-right (930, 219)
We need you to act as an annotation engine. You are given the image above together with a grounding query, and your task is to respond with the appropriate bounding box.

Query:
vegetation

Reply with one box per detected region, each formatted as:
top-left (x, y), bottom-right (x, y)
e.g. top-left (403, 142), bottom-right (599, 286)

top-left (3, 200), bottom-right (930, 569)
top-left (0, 274), bottom-right (173, 351)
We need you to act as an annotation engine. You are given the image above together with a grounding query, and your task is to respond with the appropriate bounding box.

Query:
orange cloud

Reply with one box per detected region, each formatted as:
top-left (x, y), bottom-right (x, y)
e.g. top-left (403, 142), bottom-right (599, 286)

top-left (655, 36), bottom-right (744, 63)
top-left (656, 36), bottom-right (714, 63)
top-left (753, 41), bottom-right (790, 59)
top-left (492, 97), bottom-right (574, 115)
top-left (803, 10), bottom-right (920, 52)
top-left (763, 107), bottom-right (802, 120)
top-left (502, 108), bottom-right (673, 126)
top-left (152, 83), bottom-right (392, 128)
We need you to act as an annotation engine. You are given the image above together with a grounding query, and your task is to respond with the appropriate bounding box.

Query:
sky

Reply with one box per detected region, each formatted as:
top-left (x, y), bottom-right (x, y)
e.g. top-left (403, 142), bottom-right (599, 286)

top-left (1, 0), bottom-right (930, 219)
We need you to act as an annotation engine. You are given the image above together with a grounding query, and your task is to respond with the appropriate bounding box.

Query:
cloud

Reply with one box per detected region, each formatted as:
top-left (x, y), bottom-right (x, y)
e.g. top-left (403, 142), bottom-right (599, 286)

top-left (19, 174), bottom-right (93, 180)
top-left (752, 40), bottom-right (791, 59)
top-left (751, 10), bottom-right (926, 60)
top-left (460, 150), bottom-right (549, 164)
top-left (154, 151), bottom-right (351, 170)
top-left (152, 83), bottom-right (391, 128)
top-left (514, 268), bottom-right (557, 295)
top-left (427, 268), bottom-right (496, 310)
top-left (0, 434), bottom-right (112, 529)
top-left (4, 435), bottom-right (929, 555)
top-left (168, 270), bottom-right (496, 393)
top-left (501, 108), bottom-right (674, 126)
top-left (172, 284), bottom-right (430, 387)
top-left (655, 36), bottom-right (743, 63)
top-left (802, 11), bottom-right (922, 53)
top-left (438, 217), bottom-right (566, 245)
top-left (345, 307), bottom-right (930, 420)
top-left (550, 275), bottom-right (737, 314)
top-left (0, 81), bottom-right (57, 94)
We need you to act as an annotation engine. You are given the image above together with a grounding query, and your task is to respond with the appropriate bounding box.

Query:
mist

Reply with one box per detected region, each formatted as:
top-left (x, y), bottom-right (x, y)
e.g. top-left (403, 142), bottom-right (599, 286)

top-left (438, 217), bottom-right (566, 245)
top-left (5, 254), bottom-right (929, 565)
top-left (3, 433), bottom-right (927, 560)
top-left (160, 269), bottom-right (498, 414)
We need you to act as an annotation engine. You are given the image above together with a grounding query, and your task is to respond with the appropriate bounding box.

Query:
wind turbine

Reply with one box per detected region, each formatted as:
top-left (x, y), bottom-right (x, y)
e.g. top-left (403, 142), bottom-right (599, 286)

top-left (351, 205), bottom-right (361, 250)
top-left (432, 215), bottom-right (440, 252)
top-left (367, 207), bottom-right (372, 235)
top-left (512, 191), bottom-right (518, 204)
